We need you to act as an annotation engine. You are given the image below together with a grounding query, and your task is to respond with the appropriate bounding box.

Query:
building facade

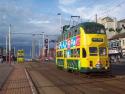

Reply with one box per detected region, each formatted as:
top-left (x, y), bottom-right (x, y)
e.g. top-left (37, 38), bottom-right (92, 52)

top-left (98, 17), bottom-right (125, 39)
top-left (109, 32), bottom-right (125, 56)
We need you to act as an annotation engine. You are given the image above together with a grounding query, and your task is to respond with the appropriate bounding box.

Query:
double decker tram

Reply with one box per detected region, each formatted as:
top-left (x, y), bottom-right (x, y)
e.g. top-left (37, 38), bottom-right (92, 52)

top-left (56, 22), bottom-right (110, 73)
top-left (17, 49), bottom-right (25, 63)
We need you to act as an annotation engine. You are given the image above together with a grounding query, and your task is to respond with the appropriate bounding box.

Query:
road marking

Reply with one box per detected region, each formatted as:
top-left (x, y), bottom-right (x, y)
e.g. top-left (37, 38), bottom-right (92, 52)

top-left (25, 69), bottom-right (37, 94)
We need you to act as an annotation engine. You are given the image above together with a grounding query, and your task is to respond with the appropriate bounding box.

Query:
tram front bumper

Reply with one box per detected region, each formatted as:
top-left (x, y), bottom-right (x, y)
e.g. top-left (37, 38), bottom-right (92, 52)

top-left (80, 67), bottom-right (110, 73)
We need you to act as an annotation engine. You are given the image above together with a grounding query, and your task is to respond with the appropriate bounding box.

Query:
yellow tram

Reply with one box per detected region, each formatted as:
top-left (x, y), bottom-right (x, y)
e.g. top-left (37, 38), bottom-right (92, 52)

top-left (17, 49), bottom-right (24, 63)
top-left (56, 22), bottom-right (110, 73)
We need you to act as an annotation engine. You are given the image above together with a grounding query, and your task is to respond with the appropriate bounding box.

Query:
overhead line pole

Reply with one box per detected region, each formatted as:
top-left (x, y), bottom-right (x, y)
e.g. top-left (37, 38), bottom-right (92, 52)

top-left (38, 40), bottom-right (41, 57)
top-left (32, 34), bottom-right (35, 60)
top-left (12, 32), bottom-right (57, 60)
top-left (12, 32), bottom-right (58, 36)
top-left (95, 14), bottom-right (97, 23)
top-left (9, 24), bottom-right (11, 65)
top-left (6, 35), bottom-right (8, 63)
top-left (57, 13), bottom-right (62, 33)
top-left (42, 32), bottom-right (45, 57)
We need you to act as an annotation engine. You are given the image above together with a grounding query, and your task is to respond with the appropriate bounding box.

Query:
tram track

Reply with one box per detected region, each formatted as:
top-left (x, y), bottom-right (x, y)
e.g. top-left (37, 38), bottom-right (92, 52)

top-left (27, 64), bottom-right (85, 94)
top-left (37, 67), bottom-right (113, 94)
top-left (26, 62), bottom-right (125, 94)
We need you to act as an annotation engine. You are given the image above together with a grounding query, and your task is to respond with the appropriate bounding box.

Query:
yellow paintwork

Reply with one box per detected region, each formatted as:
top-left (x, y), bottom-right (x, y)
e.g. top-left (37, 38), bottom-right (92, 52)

top-left (56, 26), bottom-right (110, 72)
top-left (17, 58), bottom-right (24, 63)
top-left (17, 50), bottom-right (25, 63)
top-left (79, 27), bottom-right (109, 69)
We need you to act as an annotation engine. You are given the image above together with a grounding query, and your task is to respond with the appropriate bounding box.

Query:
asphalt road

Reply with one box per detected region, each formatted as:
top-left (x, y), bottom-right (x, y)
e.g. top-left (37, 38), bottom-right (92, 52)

top-left (25, 62), bottom-right (125, 94)
top-left (111, 62), bottom-right (125, 77)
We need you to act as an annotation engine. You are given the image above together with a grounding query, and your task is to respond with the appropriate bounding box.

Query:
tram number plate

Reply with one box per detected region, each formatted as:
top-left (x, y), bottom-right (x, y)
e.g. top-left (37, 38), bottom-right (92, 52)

top-left (96, 64), bottom-right (102, 69)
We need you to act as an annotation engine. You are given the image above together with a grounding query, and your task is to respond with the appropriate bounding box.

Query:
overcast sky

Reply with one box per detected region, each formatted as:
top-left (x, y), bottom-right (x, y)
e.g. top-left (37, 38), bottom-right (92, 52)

top-left (0, 0), bottom-right (125, 46)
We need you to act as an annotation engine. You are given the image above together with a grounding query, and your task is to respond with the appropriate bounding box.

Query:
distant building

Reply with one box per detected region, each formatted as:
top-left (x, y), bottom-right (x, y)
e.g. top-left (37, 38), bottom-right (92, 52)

top-left (98, 17), bottom-right (125, 39)
top-left (109, 32), bottom-right (125, 49)
top-left (39, 40), bottom-right (56, 61)
top-left (109, 32), bottom-right (125, 56)
top-left (117, 19), bottom-right (125, 33)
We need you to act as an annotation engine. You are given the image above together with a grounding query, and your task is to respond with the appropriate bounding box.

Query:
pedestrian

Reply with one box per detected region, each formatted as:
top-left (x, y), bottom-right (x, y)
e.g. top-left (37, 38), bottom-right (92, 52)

top-left (0, 55), bottom-right (3, 63)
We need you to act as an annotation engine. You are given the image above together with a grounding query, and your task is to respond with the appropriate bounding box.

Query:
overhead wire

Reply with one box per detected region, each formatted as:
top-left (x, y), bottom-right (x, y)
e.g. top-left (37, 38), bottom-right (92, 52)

top-left (88, 0), bottom-right (125, 21)
top-left (98, 0), bottom-right (125, 17)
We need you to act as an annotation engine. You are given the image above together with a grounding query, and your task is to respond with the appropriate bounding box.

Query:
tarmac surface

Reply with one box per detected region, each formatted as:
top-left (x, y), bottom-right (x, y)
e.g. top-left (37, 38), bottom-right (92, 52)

top-left (25, 62), bottom-right (125, 94)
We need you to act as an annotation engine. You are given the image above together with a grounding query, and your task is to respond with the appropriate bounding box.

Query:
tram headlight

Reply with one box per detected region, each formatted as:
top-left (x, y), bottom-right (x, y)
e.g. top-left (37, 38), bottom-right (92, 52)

top-left (105, 66), bottom-right (108, 69)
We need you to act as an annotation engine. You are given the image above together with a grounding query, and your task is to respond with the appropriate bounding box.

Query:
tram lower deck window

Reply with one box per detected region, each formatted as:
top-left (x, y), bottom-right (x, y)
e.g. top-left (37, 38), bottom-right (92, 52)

top-left (57, 51), bottom-right (63, 57)
top-left (82, 48), bottom-right (86, 58)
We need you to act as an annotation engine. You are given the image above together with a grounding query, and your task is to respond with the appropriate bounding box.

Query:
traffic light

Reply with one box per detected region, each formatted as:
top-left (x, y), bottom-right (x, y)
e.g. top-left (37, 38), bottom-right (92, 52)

top-left (44, 39), bottom-right (48, 49)
top-left (44, 39), bottom-right (49, 57)
top-left (44, 39), bottom-right (48, 43)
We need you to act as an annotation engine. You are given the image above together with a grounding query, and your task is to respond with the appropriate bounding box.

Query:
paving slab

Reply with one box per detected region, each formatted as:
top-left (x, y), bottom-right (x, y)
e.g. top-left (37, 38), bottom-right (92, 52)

top-left (0, 64), bottom-right (33, 94)
top-left (0, 64), bottom-right (13, 89)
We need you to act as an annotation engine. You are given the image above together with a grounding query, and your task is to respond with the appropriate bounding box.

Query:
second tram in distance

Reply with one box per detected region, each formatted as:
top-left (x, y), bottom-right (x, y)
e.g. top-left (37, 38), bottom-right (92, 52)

top-left (17, 49), bottom-right (25, 63)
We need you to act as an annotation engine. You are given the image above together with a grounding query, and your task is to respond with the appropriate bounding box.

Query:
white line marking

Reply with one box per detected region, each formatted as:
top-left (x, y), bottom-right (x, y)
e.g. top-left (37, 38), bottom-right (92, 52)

top-left (25, 69), bottom-right (37, 94)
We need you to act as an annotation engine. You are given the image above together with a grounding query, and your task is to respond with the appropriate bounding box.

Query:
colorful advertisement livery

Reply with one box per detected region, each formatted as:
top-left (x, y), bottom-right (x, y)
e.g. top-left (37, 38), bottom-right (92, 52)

top-left (59, 35), bottom-right (80, 49)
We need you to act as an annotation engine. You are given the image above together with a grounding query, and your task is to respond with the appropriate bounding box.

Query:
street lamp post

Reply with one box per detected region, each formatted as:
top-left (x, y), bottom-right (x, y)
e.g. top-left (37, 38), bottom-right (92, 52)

top-left (9, 24), bottom-right (11, 64)
top-left (57, 13), bottom-right (62, 32)
top-left (38, 39), bottom-right (41, 57)
top-left (48, 38), bottom-right (49, 56)
top-left (42, 32), bottom-right (45, 57)
top-left (6, 35), bottom-right (8, 63)
top-left (45, 35), bottom-right (49, 57)
top-left (32, 34), bottom-right (35, 60)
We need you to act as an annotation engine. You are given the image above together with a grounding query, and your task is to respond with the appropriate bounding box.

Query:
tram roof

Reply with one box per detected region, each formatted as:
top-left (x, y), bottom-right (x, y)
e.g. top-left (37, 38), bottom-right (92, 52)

top-left (77, 22), bottom-right (105, 28)
top-left (62, 22), bottom-right (105, 34)
top-left (68, 22), bottom-right (105, 29)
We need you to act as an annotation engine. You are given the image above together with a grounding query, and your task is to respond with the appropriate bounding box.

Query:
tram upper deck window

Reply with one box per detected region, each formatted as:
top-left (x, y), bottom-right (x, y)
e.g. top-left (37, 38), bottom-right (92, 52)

top-left (89, 47), bottom-right (98, 56)
top-left (74, 28), bottom-right (80, 36)
top-left (64, 33), bottom-right (67, 40)
top-left (68, 32), bottom-right (71, 38)
top-left (77, 28), bottom-right (80, 35)
top-left (66, 33), bottom-right (68, 39)
top-left (80, 22), bottom-right (106, 34)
